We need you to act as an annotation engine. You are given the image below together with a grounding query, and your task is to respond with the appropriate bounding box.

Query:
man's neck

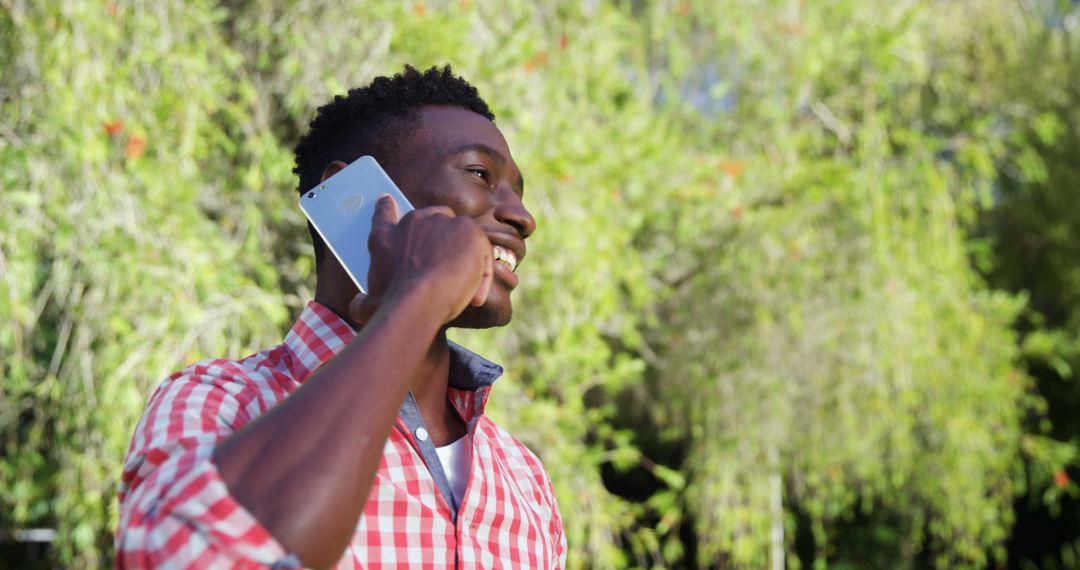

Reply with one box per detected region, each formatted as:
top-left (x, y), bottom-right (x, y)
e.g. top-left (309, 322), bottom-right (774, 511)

top-left (412, 330), bottom-right (466, 447)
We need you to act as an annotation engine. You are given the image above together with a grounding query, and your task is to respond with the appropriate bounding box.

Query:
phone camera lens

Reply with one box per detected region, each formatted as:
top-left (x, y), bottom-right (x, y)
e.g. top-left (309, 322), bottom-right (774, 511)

top-left (307, 191), bottom-right (315, 198)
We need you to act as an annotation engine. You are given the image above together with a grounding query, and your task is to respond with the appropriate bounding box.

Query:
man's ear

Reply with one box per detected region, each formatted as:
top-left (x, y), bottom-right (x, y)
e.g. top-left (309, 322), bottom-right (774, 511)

top-left (320, 160), bottom-right (349, 182)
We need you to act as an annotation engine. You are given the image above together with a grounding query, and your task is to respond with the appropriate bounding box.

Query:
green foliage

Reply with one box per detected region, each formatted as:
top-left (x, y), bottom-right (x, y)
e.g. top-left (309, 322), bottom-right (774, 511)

top-left (1, 0), bottom-right (1078, 568)
top-left (0, 2), bottom-right (290, 565)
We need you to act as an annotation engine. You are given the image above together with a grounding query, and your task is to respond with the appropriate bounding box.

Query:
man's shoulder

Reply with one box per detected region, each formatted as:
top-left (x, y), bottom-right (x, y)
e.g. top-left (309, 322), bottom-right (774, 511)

top-left (122, 345), bottom-right (297, 485)
top-left (475, 416), bottom-right (554, 484)
top-left (171, 345), bottom-right (288, 381)
top-left (148, 344), bottom-right (297, 412)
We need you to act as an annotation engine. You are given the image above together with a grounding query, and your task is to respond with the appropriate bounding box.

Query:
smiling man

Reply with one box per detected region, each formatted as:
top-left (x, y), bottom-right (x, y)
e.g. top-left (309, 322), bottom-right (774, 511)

top-left (116, 65), bottom-right (566, 569)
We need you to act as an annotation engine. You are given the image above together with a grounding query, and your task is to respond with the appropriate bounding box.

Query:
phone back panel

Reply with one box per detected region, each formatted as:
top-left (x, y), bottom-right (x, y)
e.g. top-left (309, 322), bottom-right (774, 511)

top-left (299, 156), bottom-right (414, 293)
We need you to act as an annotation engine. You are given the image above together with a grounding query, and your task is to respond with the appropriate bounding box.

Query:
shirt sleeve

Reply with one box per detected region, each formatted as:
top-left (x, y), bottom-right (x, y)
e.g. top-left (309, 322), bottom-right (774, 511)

top-left (116, 368), bottom-right (299, 569)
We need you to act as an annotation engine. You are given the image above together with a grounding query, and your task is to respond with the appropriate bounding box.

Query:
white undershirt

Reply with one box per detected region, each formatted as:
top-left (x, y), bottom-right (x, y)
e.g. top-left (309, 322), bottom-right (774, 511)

top-left (435, 434), bottom-right (471, 507)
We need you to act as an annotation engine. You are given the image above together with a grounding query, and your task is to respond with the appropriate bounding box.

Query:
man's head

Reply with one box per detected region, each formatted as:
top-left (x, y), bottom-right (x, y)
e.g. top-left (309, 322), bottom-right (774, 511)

top-left (293, 65), bottom-right (535, 329)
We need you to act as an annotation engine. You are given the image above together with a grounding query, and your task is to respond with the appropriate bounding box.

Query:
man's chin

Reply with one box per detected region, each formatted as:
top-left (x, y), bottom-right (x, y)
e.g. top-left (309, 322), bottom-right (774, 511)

top-left (448, 303), bottom-right (512, 330)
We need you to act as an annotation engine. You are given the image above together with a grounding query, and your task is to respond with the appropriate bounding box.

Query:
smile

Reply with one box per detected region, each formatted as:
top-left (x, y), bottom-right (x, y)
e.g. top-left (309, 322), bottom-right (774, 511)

top-left (493, 244), bottom-right (518, 272)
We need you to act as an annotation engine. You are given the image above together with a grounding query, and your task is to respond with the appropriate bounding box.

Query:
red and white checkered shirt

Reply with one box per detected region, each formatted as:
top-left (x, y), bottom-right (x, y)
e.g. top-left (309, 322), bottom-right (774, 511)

top-left (116, 301), bottom-right (566, 569)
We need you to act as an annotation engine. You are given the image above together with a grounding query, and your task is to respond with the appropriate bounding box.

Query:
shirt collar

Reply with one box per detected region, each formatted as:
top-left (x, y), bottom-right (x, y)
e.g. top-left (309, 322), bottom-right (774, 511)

top-left (283, 301), bottom-right (503, 417)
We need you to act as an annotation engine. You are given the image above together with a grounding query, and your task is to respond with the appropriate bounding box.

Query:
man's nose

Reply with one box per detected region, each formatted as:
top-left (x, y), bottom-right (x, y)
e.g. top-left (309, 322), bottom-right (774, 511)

top-left (493, 189), bottom-right (536, 239)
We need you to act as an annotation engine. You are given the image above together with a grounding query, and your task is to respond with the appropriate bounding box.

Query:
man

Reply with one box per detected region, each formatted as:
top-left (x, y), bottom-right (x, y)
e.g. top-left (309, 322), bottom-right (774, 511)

top-left (116, 65), bottom-right (566, 569)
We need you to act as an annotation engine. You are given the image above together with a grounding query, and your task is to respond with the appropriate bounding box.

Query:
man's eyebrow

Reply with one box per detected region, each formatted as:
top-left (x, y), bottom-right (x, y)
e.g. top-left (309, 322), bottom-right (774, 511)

top-left (448, 143), bottom-right (506, 164)
top-left (448, 143), bottom-right (525, 195)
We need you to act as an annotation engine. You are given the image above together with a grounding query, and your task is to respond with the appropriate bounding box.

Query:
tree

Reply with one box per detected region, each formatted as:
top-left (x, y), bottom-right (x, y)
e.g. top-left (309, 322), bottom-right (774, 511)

top-left (1, 1), bottom-right (1077, 568)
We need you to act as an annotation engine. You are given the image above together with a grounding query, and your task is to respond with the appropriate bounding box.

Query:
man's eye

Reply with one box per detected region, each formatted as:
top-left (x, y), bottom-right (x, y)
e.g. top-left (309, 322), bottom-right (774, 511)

top-left (467, 168), bottom-right (489, 181)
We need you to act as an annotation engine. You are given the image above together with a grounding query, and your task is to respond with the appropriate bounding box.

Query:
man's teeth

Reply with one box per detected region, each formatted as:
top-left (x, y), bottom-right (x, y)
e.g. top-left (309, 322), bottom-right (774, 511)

top-left (492, 245), bottom-right (517, 272)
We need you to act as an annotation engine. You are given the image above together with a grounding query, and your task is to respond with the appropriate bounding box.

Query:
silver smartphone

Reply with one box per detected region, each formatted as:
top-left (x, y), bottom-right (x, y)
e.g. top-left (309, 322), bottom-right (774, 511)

top-left (299, 156), bottom-right (415, 293)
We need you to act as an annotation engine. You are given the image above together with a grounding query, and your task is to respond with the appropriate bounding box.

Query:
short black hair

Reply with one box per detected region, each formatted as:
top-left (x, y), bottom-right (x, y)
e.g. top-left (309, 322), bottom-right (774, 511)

top-left (293, 64), bottom-right (495, 262)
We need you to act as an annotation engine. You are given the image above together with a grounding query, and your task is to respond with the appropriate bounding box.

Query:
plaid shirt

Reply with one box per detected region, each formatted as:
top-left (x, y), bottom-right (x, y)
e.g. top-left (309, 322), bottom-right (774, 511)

top-left (117, 301), bottom-right (566, 569)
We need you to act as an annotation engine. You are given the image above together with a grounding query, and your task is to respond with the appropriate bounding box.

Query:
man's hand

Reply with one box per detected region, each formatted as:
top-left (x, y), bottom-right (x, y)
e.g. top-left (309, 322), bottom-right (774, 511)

top-left (349, 195), bottom-right (493, 326)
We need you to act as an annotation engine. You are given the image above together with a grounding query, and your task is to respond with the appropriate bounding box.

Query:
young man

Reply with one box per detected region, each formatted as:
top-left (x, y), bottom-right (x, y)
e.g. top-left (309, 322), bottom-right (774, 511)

top-left (117, 65), bottom-right (566, 569)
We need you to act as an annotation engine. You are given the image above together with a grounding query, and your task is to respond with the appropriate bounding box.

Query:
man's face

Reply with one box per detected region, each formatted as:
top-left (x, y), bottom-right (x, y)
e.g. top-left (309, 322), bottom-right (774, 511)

top-left (382, 105), bottom-right (536, 328)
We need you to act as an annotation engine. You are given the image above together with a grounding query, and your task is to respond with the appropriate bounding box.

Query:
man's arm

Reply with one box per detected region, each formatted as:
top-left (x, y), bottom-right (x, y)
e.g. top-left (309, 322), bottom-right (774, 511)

top-left (212, 198), bottom-right (493, 569)
top-left (212, 283), bottom-right (440, 568)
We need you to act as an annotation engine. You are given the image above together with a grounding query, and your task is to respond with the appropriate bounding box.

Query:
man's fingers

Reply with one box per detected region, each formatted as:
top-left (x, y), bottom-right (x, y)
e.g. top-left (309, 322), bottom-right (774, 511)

top-left (388, 205), bottom-right (455, 233)
top-left (410, 205), bottom-right (456, 220)
top-left (371, 194), bottom-right (400, 229)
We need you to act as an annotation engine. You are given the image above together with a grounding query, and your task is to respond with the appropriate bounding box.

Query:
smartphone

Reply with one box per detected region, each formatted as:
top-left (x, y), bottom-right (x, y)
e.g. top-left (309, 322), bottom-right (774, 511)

top-left (299, 156), bottom-right (414, 293)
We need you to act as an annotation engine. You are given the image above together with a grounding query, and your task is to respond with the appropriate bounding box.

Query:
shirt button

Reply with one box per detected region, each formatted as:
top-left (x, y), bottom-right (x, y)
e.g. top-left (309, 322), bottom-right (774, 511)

top-left (415, 427), bottom-right (429, 442)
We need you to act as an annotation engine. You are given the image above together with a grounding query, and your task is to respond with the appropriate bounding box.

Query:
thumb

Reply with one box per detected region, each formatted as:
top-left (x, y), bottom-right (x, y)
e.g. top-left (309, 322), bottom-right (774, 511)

top-left (469, 250), bottom-right (494, 308)
top-left (348, 291), bottom-right (378, 327)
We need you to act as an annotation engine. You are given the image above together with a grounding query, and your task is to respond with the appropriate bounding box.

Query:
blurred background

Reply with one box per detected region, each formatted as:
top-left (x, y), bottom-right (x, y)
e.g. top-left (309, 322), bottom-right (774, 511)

top-left (2, 0), bottom-right (1079, 568)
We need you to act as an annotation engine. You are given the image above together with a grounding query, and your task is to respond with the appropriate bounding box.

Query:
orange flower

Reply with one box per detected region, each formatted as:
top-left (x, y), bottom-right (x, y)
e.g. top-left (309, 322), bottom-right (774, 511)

top-left (718, 159), bottom-right (743, 178)
top-left (731, 205), bottom-right (745, 220)
top-left (677, 2), bottom-right (691, 15)
top-left (780, 24), bottom-right (803, 36)
top-left (459, 0), bottom-right (470, 8)
top-left (558, 35), bottom-right (569, 51)
top-left (413, 2), bottom-right (426, 16)
top-left (125, 135), bottom-right (146, 160)
top-left (523, 52), bottom-right (549, 72)
top-left (1054, 470), bottom-right (1070, 489)
top-left (103, 119), bottom-right (124, 137)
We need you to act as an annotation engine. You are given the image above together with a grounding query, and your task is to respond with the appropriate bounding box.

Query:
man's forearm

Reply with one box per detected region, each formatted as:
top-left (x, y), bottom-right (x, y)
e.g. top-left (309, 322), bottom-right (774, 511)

top-left (213, 282), bottom-right (444, 570)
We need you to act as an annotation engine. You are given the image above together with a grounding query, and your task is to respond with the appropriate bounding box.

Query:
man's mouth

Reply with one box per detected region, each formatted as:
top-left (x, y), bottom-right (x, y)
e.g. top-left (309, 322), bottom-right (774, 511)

top-left (492, 244), bottom-right (518, 272)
